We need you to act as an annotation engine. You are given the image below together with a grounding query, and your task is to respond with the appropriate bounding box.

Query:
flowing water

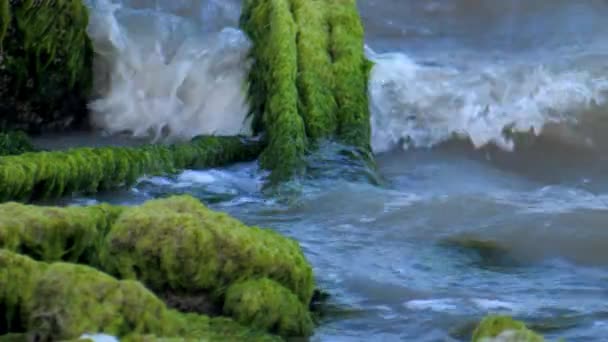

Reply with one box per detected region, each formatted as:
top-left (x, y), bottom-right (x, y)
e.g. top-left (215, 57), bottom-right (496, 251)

top-left (72, 0), bottom-right (608, 340)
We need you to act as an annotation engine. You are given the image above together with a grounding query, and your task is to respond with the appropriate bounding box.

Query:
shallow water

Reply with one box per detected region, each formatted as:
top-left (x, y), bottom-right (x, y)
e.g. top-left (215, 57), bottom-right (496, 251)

top-left (72, 0), bottom-right (608, 340)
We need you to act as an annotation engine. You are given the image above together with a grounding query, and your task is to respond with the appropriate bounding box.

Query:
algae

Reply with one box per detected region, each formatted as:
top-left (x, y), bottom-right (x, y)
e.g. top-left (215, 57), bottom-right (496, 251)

top-left (224, 278), bottom-right (314, 337)
top-left (0, 250), bottom-right (277, 341)
top-left (0, 195), bottom-right (317, 338)
top-left (472, 316), bottom-right (544, 342)
top-left (291, 0), bottom-right (337, 141)
top-left (0, 202), bottom-right (122, 264)
top-left (327, 0), bottom-right (372, 150)
top-left (241, 0), bottom-right (308, 182)
top-left (241, 0), bottom-right (373, 183)
top-left (0, 131), bottom-right (34, 156)
top-left (0, 136), bottom-right (262, 202)
top-left (102, 195), bottom-right (315, 306)
top-left (0, 0), bottom-right (93, 133)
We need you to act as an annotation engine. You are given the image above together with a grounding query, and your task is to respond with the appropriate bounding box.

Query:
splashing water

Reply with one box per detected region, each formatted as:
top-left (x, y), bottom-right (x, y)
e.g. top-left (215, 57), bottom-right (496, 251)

top-left (85, 0), bottom-right (252, 141)
top-left (368, 48), bottom-right (608, 153)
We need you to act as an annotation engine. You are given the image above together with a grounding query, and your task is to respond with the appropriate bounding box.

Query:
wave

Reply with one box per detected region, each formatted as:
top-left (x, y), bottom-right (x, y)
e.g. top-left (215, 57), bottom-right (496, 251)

top-left (85, 0), bottom-right (252, 141)
top-left (368, 47), bottom-right (608, 153)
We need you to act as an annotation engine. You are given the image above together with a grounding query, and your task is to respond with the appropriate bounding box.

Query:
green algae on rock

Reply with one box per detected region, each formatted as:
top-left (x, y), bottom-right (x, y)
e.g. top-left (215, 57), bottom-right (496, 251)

top-left (0, 250), bottom-right (276, 341)
top-left (0, 201), bottom-right (122, 264)
top-left (291, 0), bottom-right (338, 142)
top-left (241, 0), bottom-right (308, 183)
top-left (241, 0), bottom-right (373, 183)
top-left (224, 278), bottom-right (314, 337)
top-left (102, 195), bottom-right (315, 309)
top-left (0, 195), bottom-right (317, 337)
top-left (326, 0), bottom-right (372, 150)
top-left (472, 316), bottom-right (544, 342)
top-left (0, 135), bottom-right (262, 202)
top-left (0, 0), bottom-right (93, 133)
top-left (0, 131), bottom-right (34, 156)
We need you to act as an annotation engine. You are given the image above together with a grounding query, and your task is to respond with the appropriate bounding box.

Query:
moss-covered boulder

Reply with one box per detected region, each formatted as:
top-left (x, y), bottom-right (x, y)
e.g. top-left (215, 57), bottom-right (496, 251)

top-left (0, 0), bottom-right (93, 133)
top-left (0, 201), bottom-right (122, 264)
top-left (0, 250), bottom-right (277, 341)
top-left (224, 278), bottom-right (314, 336)
top-left (472, 316), bottom-right (544, 342)
top-left (0, 135), bottom-right (262, 202)
top-left (0, 195), bottom-right (317, 337)
top-left (102, 195), bottom-right (315, 336)
top-left (240, 0), bottom-right (372, 182)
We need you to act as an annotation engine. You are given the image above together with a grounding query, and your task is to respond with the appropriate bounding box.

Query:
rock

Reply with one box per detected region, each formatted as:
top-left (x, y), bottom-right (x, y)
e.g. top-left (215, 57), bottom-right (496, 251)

top-left (0, 135), bottom-right (262, 202)
top-left (224, 278), bottom-right (314, 336)
top-left (0, 131), bottom-right (34, 155)
top-left (102, 196), bottom-right (315, 336)
top-left (0, 0), bottom-right (93, 133)
top-left (472, 315), bottom-right (544, 342)
top-left (240, 0), bottom-right (372, 183)
top-left (0, 249), bottom-right (277, 341)
top-left (0, 195), bottom-right (317, 337)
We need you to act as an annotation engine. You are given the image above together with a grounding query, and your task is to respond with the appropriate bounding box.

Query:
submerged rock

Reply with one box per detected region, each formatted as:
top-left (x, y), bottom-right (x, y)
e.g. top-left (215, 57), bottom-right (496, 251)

top-left (0, 0), bottom-right (93, 133)
top-left (240, 0), bottom-right (372, 183)
top-left (0, 195), bottom-right (316, 337)
top-left (472, 315), bottom-right (544, 342)
top-left (0, 250), bottom-right (278, 341)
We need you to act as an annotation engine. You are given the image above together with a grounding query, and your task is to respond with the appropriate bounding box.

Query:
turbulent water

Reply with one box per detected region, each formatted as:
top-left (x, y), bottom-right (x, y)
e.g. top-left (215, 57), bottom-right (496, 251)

top-left (74, 0), bottom-right (608, 341)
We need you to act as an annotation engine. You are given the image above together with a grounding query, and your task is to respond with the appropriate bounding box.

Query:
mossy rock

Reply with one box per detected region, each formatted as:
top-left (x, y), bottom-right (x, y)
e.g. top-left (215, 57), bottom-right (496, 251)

top-left (240, 0), bottom-right (372, 183)
top-left (0, 201), bottom-right (122, 264)
top-left (0, 249), bottom-right (278, 341)
top-left (0, 0), bottom-right (93, 133)
top-left (0, 131), bottom-right (34, 156)
top-left (101, 196), bottom-right (315, 333)
top-left (0, 135), bottom-right (262, 202)
top-left (472, 316), bottom-right (544, 342)
top-left (0, 195), bottom-right (317, 337)
top-left (224, 278), bottom-right (314, 337)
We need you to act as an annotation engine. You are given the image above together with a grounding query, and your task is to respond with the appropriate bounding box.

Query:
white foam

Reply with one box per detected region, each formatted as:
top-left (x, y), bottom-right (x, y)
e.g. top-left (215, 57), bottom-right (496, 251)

top-left (80, 333), bottom-right (119, 342)
top-left (368, 48), bottom-right (608, 153)
top-left (85, 0), bottom-right (252, 141)
top-left (472, 298), bottom-right (517, 311)
top-left (404, 298), bottom-right (459, 312)
top-left (176, 170), bottom-right (217, 185)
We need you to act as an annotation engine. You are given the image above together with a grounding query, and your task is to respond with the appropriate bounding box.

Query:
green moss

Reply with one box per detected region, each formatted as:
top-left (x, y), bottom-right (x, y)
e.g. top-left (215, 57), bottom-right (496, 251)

top-left (241, 0), bottom-right (308, 183)
top-left (0, 0), bottom-right (9, 46)
top-left (241, 0), bottom-right (374, 183)
top-left (102, 195), bottom-right (314, 306)
top-left (0, 250), bottom-right (277, 341)
top-left (0, 249), bottom-right (44, 333)
top-left (291, 0), bottom-right (337, 142)
top-left (327, 0), bottom-right (371, 150)
top-left (0, 136), bottom-right (262, 202)
top-left (0, 196), bottom-right (317, 337)
top-left (0, 0), bottom-right (93, 132)
top-left (0, 131), bottom-right (34, 156)
top-left (472, 316), bottom-right (544, 342)
top-left (0, 202), bottom-right (122, 264)
top-left (224, 278), bottom-right (313, 337)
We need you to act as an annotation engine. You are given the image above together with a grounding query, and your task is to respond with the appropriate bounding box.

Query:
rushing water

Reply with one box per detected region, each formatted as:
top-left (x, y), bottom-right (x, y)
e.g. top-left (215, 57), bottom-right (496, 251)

top-left (70, 0), bottom-right (608, 340)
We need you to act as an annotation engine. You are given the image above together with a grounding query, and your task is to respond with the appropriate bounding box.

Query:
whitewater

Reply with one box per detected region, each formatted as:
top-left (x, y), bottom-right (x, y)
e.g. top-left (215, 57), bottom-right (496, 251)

top-left (68, 0), bottom-right (608, 340)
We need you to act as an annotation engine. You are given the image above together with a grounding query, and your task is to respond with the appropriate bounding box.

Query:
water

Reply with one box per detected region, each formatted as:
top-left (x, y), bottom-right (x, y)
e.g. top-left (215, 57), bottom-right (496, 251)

top-left (74, 0), bottom-right (608, 340)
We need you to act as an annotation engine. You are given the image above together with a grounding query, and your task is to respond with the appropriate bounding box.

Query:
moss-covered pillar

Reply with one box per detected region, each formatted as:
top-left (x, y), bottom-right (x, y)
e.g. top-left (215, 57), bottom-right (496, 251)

top-left (241, 0), bottom-right (373, 183)
top-left (241, 0), bottom-right (308, 183)
top-left (327, 0), bottom-right (372, 150)
top-left (0, 0), bottom-right (93, 133)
